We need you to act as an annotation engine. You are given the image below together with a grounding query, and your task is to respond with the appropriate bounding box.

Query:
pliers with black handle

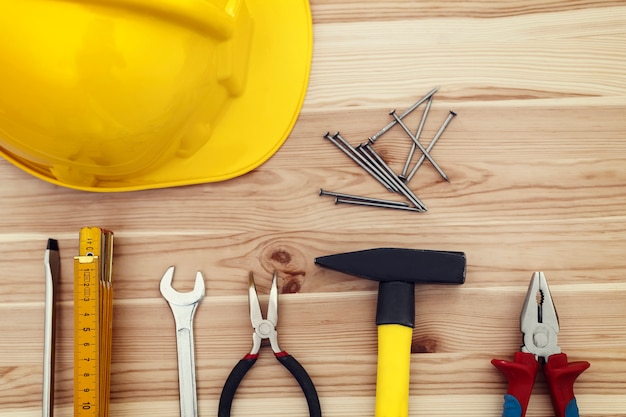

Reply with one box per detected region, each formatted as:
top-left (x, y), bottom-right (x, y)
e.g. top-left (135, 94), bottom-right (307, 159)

top-left (218, 272), bottom-right (322, 417)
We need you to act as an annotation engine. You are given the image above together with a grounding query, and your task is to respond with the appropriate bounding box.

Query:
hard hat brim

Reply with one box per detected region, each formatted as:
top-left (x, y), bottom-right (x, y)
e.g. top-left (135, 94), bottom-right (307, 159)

top-left (0, 0), bottom-right (313, 192)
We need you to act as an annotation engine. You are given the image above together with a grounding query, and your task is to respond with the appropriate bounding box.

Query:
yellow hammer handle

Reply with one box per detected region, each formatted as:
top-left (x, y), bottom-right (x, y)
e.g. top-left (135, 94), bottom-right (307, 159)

top-left (375, 324), bottom-right (413, 417)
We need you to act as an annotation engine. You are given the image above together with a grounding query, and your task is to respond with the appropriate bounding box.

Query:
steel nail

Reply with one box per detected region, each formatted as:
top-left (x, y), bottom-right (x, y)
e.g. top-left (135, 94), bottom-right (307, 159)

top-left (390, 110), bottom-right (449, 182)
top-left (335, 197), bottom-right (425, 212)
top-left (323, 132), bottom-right (395, 192)
top-left (361, 144), bottom-right (428, 211)
top-left (320, 189), bottom-right (410, 207)
top-left (400, 95), bottom-right (433, 178)
top-left (355, 144), bottom-right (401, 193)
top-left (368, 87), bottom-right (439, 143)
top-left (406, 110), bottom-right (456, 183)
top-left (334, 133), bottom-right (399, 192)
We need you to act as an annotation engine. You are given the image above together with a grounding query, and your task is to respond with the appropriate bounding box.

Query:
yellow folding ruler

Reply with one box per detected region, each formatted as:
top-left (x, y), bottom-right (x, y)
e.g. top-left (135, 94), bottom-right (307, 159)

top-left (74, 227), bottom-right (114, 417)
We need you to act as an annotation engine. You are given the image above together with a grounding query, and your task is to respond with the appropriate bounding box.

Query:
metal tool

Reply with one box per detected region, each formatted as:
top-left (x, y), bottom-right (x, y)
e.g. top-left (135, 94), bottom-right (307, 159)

top-left (335, 197), bottom-right (423, 212)
top-left (320, 88), bottom-right (459, 212)
top-left (354, 142), bottom-right (401, 193)
top-left (360, 144), bottom-right (428, 211)
top-left (323, 132), bottom-right (396, 192)
top-left (160, 266), bottom-right (205, 417)
top-left (218, 272), bottom-right (321, 417)
top-left (368, 87), bottom-right (439, 143)
top-left (492, 272), bottom-right (590, 417)
top-left (43, 238), bottom-right (60, 417)
top-left (320, 189), bottom-right (409, 207)
top-left (390, 110), bottom-right (449, 182)
top-left (400, 95), bottom-right (432, 179)
top-left (315, 248), bottom-right (466, 417)
top-left (405, 110), bottom-right (456, 183)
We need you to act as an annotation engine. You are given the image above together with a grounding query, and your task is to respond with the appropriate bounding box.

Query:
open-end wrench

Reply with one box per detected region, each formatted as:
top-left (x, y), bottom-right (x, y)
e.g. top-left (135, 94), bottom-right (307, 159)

top-left (160, 266), bottom-right (205, 417)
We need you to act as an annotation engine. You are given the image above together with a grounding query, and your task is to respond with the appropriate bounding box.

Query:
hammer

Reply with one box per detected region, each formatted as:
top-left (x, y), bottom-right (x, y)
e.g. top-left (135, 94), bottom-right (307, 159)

top-left (315, 247), bottom-right (466, 417)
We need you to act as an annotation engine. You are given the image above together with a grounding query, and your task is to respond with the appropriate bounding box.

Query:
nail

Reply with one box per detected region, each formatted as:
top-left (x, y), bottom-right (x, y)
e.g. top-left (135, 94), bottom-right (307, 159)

top-left (361, 144), bottom-right (428, 211)
top-left (390, 110), bottom-right (449, 182)
top-left (323, 132), bottom-right (394, 192)
top-left (355, 144), bottom-right (400, 193)
top-left (334, 133), bottom-right (398, 192)
top-left (400, 95), bottom-right (433, 178)
top-left (335, 197), bottom-right (425, 212)
top-left (389, 110), bottom-right (450, 182)
top-left (320, 189), bottom-right (410, 207)
top-left (406, 110), bottom-right (456, 183)
top-left (368, 87), bottom-right (439, 143)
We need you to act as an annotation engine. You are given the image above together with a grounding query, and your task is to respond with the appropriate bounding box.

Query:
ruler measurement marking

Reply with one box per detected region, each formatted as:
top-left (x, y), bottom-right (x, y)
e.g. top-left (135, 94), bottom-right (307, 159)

top-left (74, 255), bottom-right (100, 417)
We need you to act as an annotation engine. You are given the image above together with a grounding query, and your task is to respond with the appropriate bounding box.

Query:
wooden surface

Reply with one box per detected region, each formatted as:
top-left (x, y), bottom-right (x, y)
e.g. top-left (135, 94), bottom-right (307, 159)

top-left (1, 1), bottom-right (626, 416)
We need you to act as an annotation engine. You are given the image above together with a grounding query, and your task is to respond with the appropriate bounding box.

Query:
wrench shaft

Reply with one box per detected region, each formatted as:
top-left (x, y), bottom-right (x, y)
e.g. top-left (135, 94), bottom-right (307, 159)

top-left (176, 326), bottom-right (198, 417)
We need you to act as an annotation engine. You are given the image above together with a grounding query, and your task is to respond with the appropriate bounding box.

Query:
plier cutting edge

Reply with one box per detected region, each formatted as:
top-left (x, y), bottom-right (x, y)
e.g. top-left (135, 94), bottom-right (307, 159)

top-left (492, 272), bottom-right (590, 417)
top-left (218, 272), bottom-right (322, 417)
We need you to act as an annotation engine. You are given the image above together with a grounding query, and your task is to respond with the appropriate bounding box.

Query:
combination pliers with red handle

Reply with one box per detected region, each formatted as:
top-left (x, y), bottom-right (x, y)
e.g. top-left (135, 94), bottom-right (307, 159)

top-left (492, 272), bottom-right (590, 417)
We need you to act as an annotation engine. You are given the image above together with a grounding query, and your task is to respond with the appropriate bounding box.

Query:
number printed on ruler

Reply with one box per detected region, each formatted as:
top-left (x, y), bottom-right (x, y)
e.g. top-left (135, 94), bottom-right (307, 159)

top-left (74, 255), bottom-right (100, 416)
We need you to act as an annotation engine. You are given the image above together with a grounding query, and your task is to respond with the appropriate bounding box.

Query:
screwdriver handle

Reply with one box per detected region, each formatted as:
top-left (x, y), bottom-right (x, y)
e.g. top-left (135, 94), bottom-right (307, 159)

top-left (491, 351), bottom-right (539, 417)
top-left (544, 353), bottom-right (590, 417)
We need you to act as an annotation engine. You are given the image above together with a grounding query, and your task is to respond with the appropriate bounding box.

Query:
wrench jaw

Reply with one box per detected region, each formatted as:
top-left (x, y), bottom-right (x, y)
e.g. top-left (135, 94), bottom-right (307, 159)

top-left (160, 266), bottom-right (206, 306)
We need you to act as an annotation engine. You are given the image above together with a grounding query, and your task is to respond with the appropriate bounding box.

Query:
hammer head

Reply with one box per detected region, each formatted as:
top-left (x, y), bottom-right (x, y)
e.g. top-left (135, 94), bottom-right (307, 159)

top-left (315, 248), bottom-right (466, 285)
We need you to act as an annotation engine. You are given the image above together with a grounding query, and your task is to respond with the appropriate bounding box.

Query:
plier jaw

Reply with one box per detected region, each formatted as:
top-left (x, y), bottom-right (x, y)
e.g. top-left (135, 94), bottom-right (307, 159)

top-left (520, 271), bottom-right (561, 361)
top-left (248, 271), bottom-right (281, 355)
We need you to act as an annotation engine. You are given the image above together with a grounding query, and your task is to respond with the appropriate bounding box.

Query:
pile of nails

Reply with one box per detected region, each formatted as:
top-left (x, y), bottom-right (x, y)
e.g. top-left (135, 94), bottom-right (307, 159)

top-left (320, 87), bottom-right (456, 213)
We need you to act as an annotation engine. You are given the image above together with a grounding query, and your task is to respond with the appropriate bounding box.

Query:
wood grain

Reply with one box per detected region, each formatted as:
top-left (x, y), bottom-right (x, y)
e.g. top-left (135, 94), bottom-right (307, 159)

top-left (2, 1), bottom-right (626, 416)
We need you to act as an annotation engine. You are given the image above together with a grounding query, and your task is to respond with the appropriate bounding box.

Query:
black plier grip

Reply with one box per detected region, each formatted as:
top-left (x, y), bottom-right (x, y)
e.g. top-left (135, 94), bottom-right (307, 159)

top-left (218, 351), bottom-right (321, 417)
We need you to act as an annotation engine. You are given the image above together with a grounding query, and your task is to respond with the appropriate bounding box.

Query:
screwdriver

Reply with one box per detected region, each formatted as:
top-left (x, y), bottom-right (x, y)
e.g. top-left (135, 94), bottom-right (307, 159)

top-left (43, 239), bottom-right (60, 417)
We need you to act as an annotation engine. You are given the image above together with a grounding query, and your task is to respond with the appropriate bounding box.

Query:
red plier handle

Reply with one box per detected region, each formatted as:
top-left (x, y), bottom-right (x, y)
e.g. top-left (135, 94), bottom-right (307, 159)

top-left (491, 352), bottom-right (538, 417)
top-left (544, 353), bottom-right (590, 417)
top-left (492, 352), bottom-right (589, 417)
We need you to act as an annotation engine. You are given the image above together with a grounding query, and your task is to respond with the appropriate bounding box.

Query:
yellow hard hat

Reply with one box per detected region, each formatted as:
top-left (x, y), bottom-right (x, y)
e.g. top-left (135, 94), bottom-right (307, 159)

top-left (0, 0), bottom-right (312, 192)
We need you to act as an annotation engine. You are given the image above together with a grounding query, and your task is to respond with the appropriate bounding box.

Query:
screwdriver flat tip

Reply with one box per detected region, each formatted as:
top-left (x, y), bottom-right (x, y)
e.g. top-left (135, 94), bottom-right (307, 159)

top-left (47, 238), bottom-right (59, 251)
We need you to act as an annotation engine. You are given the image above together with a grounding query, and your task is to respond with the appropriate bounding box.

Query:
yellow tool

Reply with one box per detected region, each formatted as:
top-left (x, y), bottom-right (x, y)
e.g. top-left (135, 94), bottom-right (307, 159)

top-left (74, 227), bottom-right (114, 416)
top-left (316, 248), bottom-right (466, 417)
top-left (0, 0), bottom-right (312, 192)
